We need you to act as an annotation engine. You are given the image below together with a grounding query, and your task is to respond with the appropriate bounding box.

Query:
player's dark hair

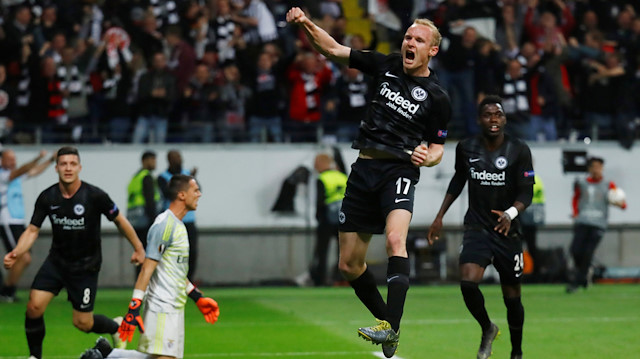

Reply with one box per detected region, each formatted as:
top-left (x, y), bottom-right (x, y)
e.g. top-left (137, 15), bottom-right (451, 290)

top-left (587, 156), bottom-right (604, 166)
top-left (167, 174), bottom-right (193, 201)
top-left (478, 95), bottom-right (503, 116)
top-left (56, 146), bottom-right (80, 162)
top-left (142, 150), bottom-right (156, 161)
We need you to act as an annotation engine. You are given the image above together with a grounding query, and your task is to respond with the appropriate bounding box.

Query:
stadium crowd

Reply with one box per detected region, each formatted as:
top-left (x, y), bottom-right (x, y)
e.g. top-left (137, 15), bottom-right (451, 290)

top-left (0, 0), bottom-right (638, 145)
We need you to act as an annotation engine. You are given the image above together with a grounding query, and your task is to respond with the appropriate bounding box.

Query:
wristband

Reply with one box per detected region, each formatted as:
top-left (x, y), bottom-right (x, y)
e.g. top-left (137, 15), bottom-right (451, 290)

top-left (187, 283), bottom-right (203, 302)
top-left (132, 289), bottom-right (145, 300)
top-left (504, 206), bottom-right (518, 220)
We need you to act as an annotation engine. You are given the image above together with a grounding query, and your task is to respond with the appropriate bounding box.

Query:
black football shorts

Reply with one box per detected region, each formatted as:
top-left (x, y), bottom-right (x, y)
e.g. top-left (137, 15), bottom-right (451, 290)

top-left (339, 158), bottom-right (420, 234)
top-left (459, 227), bottom-right (524, 285)
top-left (31, 256), bottom-right (99, 312)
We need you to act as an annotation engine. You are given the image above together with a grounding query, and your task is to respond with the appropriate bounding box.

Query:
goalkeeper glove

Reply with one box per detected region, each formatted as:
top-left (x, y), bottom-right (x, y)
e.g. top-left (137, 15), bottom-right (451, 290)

top-left (188, 287), bottom-right (220, 324)
top-left (118, 298), bottom-right (145, 342)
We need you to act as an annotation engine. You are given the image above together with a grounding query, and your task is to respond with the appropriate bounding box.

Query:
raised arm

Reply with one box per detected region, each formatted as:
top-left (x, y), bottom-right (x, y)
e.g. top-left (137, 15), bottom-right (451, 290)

top-left (27, 154), bottom-right (55, 177)
top-left (286, 7), bottom-right (351, 65)
top-left (10, 150), bottom-right (48, 181)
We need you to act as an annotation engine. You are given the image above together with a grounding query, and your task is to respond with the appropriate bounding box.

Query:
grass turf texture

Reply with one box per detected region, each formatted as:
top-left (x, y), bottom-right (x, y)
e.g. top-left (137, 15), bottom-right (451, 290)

top-left (0, 284), bottom-right (638, 358)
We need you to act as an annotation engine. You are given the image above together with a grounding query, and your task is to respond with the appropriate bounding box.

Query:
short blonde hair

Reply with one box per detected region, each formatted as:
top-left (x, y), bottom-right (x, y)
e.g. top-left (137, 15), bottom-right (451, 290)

top-left (413, 18), bottom-right (442, 47)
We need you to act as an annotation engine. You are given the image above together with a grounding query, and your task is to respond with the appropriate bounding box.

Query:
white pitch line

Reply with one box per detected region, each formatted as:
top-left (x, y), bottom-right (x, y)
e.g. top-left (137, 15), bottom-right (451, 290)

top-left (0, 352), bottom-right (377, 359)
top-left (171, 315), bottom-right (640, 328)
top-left (372, 352), bottom-right (406, 359)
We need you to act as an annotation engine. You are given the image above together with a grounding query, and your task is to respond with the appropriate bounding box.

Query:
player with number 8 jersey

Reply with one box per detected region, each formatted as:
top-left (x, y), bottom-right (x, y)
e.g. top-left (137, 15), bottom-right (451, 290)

top-left (3, 146), bottom-right (146, 359)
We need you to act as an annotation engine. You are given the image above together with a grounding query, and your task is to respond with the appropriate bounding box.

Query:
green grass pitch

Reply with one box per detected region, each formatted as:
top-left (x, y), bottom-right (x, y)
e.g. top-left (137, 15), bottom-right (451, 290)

top-left (0, 284), bottom-right (638, 358)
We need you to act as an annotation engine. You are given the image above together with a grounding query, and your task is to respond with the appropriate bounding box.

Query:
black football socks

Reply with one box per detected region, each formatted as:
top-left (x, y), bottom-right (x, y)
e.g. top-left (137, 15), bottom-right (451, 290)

top-left (504, 296), bottom-right (524, 356)
top-left (386, 256), bottom-right (410, 333)
top-left (460, 280), bottom-right (492, 332)
top-left (91, 314), bottom-right (119, 334)
top-left (349, 267), bottom-right (387, 320)
top-left (25, 315), bottom-right (45, 359)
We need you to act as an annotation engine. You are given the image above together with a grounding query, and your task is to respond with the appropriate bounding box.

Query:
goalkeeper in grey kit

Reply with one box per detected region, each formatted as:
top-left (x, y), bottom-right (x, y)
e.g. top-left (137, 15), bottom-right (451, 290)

top-left (81, 175), bottom-right (219, 359)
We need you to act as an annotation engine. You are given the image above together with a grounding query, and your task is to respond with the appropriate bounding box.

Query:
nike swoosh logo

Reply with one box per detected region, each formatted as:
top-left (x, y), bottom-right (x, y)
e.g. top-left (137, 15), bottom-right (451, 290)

top-left (395, 198), bottom-right (410, 203)
top-left (515, 273), bottom-right (522, 278)
top-left (387, 275), bottom-right (400, 283)
top-left (385, 71), bottom-right (399, 79)
top-left (50, 205), bottom-right (60, 210)
top-left (469, 158), bottom-right (480, 163)
top-left (80, 303), bottom-right (91, 309)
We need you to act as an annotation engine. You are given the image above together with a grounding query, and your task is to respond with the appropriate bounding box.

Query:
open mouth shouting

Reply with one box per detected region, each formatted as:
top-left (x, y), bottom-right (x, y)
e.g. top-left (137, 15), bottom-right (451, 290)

top-left (404, 49), bottom-right (415, 64)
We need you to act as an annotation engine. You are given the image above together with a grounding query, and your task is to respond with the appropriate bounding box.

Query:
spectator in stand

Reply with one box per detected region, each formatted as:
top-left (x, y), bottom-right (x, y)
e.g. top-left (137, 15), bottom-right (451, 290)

top-left (210, 0), bottom-right (239, 66)
top-left (10, 25), bottom-right (38, 144)
top-left (29, 56), bottom-right (67, 143)
top-left (286, 52), bottom-right (333, 142)
top-left (182, 64), bottom-right (222, 143)
top-left (165, 26), bottom-right (196, 94)
top-left (582, 52), bottom-right (627, 141)
top-left (3, 6), bottom-right (36, 67)
top-left (97, 41), bottom-right (135, 143)
top-left (77, 2), bottom-right (104, 45)
top-left (33, 5), bottom-right (63, 47)
top-left (438, 26), bottom-right (478, 137)
top-left (247, 49), bottom-right (286, 143)
top-left (0, 65), bottom-right (17, 144)
top-left (524, 0), bottom-right (575, 50)
top-left (495, 3), bottom-right (524, 59)
top-left (219, 63), bottom-right (251, 142)
top-left (232, 0), bottom-right (278, 50)
top-left (39, 32), bottom-right (67, 65)
top-left (148, 0), bottom-right (181, 30)
top-left (567, 29), bottom-right (605, 62)
top-left (607, 7), bottom-right (637, 71)
top-left (500, 58), bottom-right (534, 140)
top-left (187, 5), bottom-right (211, 60)
top-left (474, 39), bottom-right (502, 103)
top-left (529, 59), bottom-right (560, 142)
top-left (131, 14), bottom-right (164, 65)
top-left (572, 10), bottom-right (599, 43)
top-left (57, 44), bottom-right (94, 143)
top-left (133, 52), bottom-right (176, 144)
top-left (334, 66), bottom-right (370, 143)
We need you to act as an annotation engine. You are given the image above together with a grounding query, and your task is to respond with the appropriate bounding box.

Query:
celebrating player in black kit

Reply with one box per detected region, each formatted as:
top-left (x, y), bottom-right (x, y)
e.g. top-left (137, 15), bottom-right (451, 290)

top-left (428, 96), bottom-right (534, 359)
top-left (287, 7), bottom-right (450, 358)
top-left (3, 147), bottom-right (145, 359)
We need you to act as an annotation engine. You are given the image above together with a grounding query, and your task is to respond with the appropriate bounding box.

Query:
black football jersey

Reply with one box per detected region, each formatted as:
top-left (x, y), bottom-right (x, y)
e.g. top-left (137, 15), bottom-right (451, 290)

top-left (30, 182), bottom-right (120, 272)
top-left (349, 50), bottom-right (451, 161)
top-left (451, 134), bottom-right (534, 235)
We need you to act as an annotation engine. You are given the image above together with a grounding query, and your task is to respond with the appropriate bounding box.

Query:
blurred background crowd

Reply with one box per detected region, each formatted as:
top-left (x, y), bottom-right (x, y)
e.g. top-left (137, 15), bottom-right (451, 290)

top-left (0, 0), bottom-right (638, 146)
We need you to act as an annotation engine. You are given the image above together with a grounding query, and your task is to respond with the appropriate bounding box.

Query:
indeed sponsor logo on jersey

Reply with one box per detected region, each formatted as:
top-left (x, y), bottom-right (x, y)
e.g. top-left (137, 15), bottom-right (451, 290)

top-left (379, 82), bottom-right (419, 119)
top-left (470, 168), bottom-right (505, 186)
top-left (51, 214), bottom-right (85, 229)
